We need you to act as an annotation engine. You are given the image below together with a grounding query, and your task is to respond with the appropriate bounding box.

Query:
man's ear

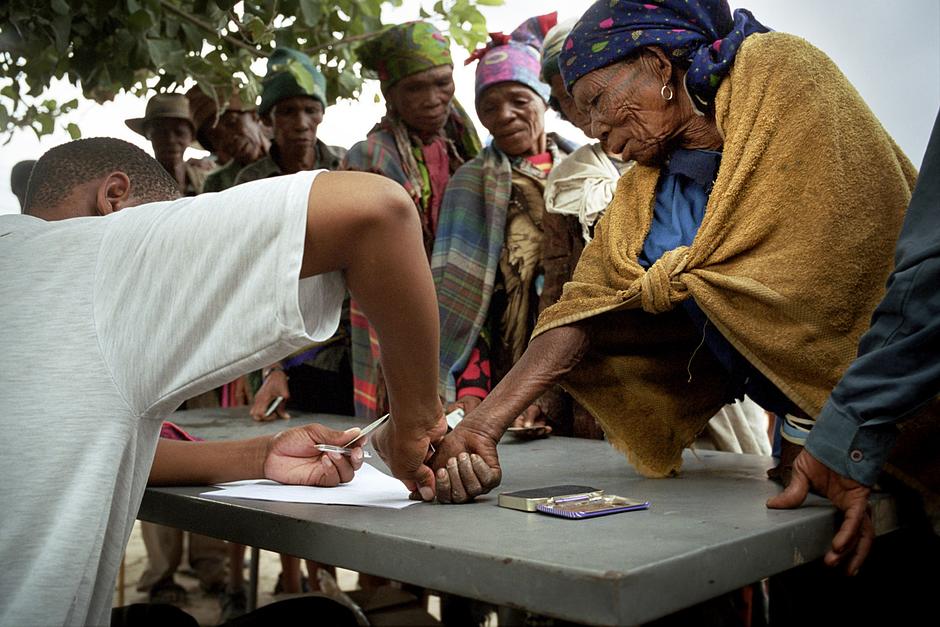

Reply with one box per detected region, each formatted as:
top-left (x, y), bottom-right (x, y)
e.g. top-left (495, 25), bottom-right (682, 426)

top-left (95, 171), bottom-right (133, 216)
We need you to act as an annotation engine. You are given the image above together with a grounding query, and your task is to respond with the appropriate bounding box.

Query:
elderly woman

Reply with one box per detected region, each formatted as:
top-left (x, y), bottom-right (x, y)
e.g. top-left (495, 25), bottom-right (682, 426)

top-left (541, 17), bottom-right (771, 451)
top-left (431, 0), bottom-right (930, 573)
top-left (343, 22), bottom-right (481, 420)
top-left (432, 12), bottom-right (589, 435)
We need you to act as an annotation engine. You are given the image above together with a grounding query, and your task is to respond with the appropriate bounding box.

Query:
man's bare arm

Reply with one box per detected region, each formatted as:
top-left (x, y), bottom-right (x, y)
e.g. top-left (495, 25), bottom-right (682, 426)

top-left (149, 424), bottom-right (363, 486)
top-left (298, 172), bottom-right (445, 499)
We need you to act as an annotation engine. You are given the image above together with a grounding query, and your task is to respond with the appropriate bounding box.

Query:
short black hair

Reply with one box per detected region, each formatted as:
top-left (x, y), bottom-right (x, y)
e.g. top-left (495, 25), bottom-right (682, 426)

top-left (24, 137), bottom-right (180, 214)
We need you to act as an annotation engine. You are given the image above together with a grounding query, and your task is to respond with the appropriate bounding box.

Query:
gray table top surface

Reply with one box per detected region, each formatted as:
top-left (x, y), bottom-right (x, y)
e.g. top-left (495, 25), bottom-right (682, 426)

top-left (141, 407), bottom-right (898, 626)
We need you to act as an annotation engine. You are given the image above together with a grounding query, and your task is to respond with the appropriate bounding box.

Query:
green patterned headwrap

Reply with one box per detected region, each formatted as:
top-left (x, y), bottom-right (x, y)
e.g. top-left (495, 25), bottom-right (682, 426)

top-left (358, 22), bottom-right (453, 90)
top-left (259, 47), bottom-right (327, 117)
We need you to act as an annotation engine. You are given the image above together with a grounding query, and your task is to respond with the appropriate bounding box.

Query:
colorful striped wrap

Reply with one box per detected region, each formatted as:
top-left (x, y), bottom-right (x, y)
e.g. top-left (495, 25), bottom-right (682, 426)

top-left (343, 104), bottom-right (481, 418)
top-left (430, 147), bottom-right (513, 401)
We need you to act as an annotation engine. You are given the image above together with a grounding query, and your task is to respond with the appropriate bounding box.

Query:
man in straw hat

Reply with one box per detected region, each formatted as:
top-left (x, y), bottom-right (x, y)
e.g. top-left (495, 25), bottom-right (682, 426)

top-left (125, 93), bottom-right (208, 195)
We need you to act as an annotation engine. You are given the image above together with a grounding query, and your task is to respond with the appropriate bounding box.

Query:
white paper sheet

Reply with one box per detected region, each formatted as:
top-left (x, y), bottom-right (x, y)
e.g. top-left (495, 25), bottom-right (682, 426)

top-left (201, 463), bottom-right (417, 509)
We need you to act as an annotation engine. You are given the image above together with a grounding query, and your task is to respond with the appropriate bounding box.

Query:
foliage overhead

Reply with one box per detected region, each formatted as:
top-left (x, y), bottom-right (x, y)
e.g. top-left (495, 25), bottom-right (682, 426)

top-left (0, 0), bottom-right (503, 141)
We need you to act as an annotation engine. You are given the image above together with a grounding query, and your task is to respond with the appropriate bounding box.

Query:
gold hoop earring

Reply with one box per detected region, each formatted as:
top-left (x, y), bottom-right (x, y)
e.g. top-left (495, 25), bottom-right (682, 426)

top-left (661, 84), bottom-right (674, 101)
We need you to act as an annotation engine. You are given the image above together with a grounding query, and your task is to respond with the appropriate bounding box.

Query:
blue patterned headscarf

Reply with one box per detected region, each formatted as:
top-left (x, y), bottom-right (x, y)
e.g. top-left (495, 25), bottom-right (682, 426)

top-left (559, 0), bottom-right (769, 111)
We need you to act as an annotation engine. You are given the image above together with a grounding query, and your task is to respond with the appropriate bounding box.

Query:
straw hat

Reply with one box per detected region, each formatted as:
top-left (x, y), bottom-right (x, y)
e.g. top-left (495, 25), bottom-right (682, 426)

top-left (125, 93), bottom-right (197, 139)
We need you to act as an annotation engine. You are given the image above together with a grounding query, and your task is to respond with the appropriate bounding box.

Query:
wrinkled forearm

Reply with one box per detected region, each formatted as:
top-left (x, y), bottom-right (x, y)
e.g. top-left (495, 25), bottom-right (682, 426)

top-left (461, 324), bottom-right (590, 441)
top-left (148, 437), bottom-right (271, 486)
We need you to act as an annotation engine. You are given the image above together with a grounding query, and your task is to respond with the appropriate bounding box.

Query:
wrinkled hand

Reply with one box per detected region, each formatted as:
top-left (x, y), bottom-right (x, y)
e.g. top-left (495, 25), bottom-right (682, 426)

top-left (766, 450), bottom-right (874, 575)
top-left (372, 412), bottom-right (448, 502)
top-left (263, 424), bottom-right (364, 486)
top-left (431, 425), bottom-right (502, 504)
top-left (250, 370), bottom-right (290, 421)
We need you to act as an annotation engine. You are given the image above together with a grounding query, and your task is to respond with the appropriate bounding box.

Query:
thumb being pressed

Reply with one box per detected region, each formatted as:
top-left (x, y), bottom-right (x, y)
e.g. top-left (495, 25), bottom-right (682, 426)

top-left (402, 464), bottom-right (436, 502)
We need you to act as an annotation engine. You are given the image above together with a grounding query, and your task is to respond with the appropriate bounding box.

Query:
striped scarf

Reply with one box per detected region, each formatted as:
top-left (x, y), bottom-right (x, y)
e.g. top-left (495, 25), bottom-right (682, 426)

top-left (431, 137), bottom-right (570, 401)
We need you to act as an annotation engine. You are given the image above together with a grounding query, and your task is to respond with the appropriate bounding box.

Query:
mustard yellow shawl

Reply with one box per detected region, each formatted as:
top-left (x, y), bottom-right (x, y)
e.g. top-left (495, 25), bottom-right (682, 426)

top-left (533, 32), bottom-right (919, 480)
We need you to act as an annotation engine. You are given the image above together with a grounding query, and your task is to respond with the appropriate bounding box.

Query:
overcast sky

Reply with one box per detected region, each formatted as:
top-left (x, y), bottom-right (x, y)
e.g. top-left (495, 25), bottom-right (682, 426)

top-left (1, 0), bottom-right (938, 214)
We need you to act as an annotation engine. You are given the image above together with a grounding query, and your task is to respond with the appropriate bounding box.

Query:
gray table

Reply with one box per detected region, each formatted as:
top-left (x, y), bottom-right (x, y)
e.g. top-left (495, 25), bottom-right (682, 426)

top-left (140, 407), bottom-right (898, 626)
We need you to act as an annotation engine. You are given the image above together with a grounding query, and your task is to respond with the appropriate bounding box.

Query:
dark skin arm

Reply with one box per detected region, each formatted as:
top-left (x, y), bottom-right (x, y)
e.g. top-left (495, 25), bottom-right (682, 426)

top-left (431, 323), bottom-right (591, 503)
top-left (766, 450), bottom-right (874, 575)
top-left (149, 424), bottom-right (364, 487)
top-left (300, 172), bottom-right (446, 500)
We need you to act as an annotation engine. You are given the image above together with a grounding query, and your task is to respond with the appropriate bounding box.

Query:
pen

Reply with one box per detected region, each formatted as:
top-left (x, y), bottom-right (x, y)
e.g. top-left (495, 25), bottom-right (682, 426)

top-left (316, 444), bottom-right (371, 458)
top-left (264, 396), bottom-right (285, 418)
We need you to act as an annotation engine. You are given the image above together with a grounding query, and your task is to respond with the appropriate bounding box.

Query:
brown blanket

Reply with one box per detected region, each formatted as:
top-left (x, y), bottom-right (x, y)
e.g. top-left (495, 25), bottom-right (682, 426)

top-left (532, 32), bottom-right (922, 484)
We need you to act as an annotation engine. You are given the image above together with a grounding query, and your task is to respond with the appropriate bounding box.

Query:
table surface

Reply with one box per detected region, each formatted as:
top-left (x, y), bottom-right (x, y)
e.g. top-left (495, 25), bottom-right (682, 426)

top-left (141, 407), bottom-right (898, 626)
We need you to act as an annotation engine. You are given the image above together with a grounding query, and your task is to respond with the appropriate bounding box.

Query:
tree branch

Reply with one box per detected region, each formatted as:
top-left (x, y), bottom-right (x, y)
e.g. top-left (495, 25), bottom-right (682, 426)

top-left (304, 30), bottom-right (380, 54)
top-left (158, 0), bottom-right (269, 58)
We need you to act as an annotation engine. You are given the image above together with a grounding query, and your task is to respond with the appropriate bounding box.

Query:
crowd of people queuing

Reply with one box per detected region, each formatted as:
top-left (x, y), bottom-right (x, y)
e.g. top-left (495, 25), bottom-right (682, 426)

top-left (1, 0), bottom-right (937, 625)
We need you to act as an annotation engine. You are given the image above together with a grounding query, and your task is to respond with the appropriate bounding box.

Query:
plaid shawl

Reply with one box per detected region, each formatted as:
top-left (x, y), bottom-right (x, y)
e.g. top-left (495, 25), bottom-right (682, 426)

top-left (343, 103), bottom-right (481, 418)
top-left (432, 136), bottom-right (573, 401)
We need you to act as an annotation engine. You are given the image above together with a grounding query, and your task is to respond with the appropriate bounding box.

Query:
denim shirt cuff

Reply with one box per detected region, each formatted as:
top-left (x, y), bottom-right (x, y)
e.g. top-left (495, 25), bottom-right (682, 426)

top-left (805, 399), bottom-right (898, 486)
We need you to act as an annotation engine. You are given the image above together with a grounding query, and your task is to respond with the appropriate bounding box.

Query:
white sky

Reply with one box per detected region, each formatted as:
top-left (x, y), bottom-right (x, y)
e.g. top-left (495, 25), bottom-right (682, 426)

top-left (1, 0), bottom-right (938, 214)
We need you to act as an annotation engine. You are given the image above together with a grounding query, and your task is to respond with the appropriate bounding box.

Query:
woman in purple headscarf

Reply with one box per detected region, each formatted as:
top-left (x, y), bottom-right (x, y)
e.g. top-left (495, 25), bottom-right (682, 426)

top-left (431, 12), bottom-right (592, 439)
top-left (429, 0), bottom-right (930, 583)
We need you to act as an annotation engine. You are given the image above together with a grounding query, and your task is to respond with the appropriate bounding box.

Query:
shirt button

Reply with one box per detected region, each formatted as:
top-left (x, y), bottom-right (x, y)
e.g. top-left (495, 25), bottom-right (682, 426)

top-left (850, 449), bottom-right (864, 462)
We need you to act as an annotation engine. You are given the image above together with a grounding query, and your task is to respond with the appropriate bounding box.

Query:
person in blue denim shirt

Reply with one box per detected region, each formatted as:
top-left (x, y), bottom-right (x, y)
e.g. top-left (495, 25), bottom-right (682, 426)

top-left (768, 110), bottom-right (940, 574)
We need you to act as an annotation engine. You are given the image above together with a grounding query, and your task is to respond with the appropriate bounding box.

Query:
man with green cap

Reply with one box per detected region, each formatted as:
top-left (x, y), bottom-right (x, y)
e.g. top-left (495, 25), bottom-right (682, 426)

top-left (186, 86), bottom-right (271, 193)
top-left (234, 47), bottom-right (345, 184)
top-left (342, 21), bottom-right (481, 421)
top-left (125, 93), bottom-right (208, 196)
top-left (236, 46), bottom-right (350, 602)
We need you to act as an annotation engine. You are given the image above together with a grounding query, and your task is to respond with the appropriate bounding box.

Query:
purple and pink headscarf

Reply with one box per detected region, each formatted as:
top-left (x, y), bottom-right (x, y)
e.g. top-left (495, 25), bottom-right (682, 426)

top-left (466, 12), bottom-right (558, 104)
top-left (559, 0), bottom-right (769, 111)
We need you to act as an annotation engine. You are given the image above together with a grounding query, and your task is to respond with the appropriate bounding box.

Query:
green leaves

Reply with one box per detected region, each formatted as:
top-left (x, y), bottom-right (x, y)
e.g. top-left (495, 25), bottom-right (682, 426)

top-left (0, 0), bottom-right (501, 140)
top-left (50, 0), bottom-right (70, 16)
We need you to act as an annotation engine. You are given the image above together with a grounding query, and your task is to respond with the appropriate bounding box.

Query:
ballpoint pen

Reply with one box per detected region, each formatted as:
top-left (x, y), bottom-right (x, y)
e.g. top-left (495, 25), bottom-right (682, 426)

top-left (264, 396), bottom-right (285, 418)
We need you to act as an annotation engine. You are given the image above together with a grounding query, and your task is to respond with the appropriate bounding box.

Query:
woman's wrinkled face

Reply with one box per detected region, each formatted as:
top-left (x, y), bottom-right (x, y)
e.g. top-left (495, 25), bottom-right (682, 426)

top-left (571, 53), bottom-right (679, 166)
top-left (548, 73), bottom-right (593, 139)
top-left (386, 65), bottom-right (456, 137)
top-left (477, 82), bottom-right (546, 158)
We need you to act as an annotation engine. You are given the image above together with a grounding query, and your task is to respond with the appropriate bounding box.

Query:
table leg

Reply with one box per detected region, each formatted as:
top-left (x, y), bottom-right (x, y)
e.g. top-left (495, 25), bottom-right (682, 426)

top-left (248, 546), bottom-right (260, 612)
